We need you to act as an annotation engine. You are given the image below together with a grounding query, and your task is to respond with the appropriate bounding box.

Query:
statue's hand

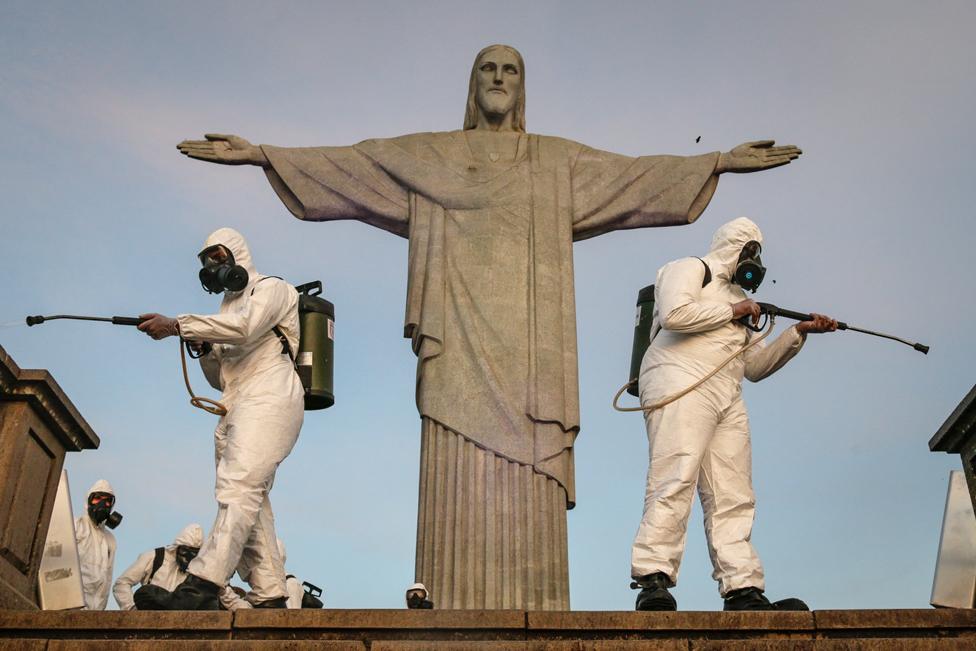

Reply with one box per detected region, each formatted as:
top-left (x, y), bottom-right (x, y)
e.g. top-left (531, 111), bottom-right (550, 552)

top-left (717, 140), bottom-right (802, 174)
top-left (176, 134), bottom-right (268, 166)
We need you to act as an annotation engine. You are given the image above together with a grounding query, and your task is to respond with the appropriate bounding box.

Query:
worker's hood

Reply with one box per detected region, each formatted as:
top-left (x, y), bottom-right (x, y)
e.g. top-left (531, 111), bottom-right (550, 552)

top-left (87, 479), bottom-right (115, 498)
top-left (703, 217), bottom-right (764, 280)
top-left (173, 523), bottom-right (204, 548)
top-left (198, 227), bottom-right (258, 292)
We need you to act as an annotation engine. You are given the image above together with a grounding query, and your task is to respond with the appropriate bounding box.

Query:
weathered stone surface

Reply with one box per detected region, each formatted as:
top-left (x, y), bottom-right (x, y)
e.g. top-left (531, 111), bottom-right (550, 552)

top-left (233, 608), bottom-right (525, 629)
top-left (693, 641), bottom-right (976, 650)
top-left (0, 640), bottom-right (47, 651)
top-left (814, 609), bottom-right (976, 631)
top-left (528, 610), bottom-right (815, 636)
top-left (814, 640), bottom-right (975, 650)
top-left (2, 609), bottom-right (972, 649)
top-left (373, 643), bottom-right (686, 651)
top-left (232, 608), bottom-right (526, 641)
top-left (692, 642), bottom-right (814, 650)
top-left (0, 610), bottom-right (231, 638)
top-left (48, 642), bottom-right (364, 650)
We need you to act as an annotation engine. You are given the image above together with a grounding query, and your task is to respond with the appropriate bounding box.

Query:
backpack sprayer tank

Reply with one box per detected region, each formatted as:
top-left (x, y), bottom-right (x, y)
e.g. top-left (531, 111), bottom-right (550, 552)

top-left (627, 284), bottom-right (656, 397)
top-left (294, 281), bottom-right (335, 410)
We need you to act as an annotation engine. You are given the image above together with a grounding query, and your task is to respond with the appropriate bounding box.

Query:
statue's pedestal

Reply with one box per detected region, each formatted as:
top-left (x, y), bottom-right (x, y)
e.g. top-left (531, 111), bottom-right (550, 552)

top-left (931, 384), bottom-right (976, 512)
top-left (0, 345), bottom-right (99, 610)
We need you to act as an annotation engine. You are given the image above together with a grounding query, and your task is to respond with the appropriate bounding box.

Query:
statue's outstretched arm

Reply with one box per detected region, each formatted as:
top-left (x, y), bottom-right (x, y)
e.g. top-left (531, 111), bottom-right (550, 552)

top-left (716, 140), bottom-right (802, 174)
top-left (177, 134), bottom-right (269, 167)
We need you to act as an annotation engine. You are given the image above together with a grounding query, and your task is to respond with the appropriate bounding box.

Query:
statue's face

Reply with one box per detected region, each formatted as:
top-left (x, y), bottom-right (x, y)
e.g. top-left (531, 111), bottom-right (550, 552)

top-left (474, 48), bottom-right (521, 120)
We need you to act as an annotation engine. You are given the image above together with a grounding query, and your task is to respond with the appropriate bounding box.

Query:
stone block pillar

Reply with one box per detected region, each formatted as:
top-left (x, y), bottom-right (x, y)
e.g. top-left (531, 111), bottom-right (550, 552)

top-left (930, 384), bottom-right (976, 513)
top-left (0, 345), bottom-right (99, 609)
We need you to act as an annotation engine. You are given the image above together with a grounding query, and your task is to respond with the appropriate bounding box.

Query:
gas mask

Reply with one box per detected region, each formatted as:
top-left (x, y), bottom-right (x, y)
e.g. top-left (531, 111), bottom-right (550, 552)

top-left (733, 240), bottom-right (766, 293)
top-left (405, 583), bottom-right (434, 609)
top-left (87, 492), bottom-right (123, 529)
top-left (175, 545), bottom-right (200, 572)
top-left (198, 245), bottom-right (249, 294)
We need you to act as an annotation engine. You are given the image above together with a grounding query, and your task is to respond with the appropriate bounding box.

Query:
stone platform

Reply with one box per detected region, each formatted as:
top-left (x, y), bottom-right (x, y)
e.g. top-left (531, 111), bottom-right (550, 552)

top-left (0, 609), bottom-right (973, 649)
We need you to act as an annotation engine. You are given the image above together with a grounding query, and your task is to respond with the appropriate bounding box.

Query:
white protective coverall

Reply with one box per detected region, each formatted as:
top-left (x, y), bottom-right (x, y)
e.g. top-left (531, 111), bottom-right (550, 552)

top-left (218, 538), bottom-right (304, 610)
top-left (176, 227), bottom-right (304, 602)
top-left (112, 523), bottom-right (204, 610)
top-left (631, 217), bottom-right (807, 596)
top-left (74, 479), bottom-right (117, 610)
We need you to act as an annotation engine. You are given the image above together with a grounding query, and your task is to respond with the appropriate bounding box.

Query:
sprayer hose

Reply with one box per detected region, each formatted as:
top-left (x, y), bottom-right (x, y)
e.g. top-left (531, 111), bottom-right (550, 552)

top-left (612, 315), bottom-right (777, 414)
top-left (179, 338), bottom-right (227, 416)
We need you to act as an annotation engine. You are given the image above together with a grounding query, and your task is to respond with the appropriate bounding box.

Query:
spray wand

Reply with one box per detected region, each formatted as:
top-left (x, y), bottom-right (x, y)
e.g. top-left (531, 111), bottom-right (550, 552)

top-left (25, 313), bottom-right (227, 415)
top-left (614, 302), bottom-right (928, 414)
top-left (749, 303), bottom-right (929, 354)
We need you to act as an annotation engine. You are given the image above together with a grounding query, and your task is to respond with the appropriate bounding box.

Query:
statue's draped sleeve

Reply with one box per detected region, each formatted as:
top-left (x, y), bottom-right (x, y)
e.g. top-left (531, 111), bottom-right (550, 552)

top-left (569, 145), bottom-right (720, 241)
top-left (261, 144), bottom-right (410, 237)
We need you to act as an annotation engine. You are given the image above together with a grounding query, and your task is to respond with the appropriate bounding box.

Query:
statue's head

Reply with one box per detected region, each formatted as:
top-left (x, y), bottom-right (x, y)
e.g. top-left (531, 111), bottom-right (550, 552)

top-left (464, 44), bottom-right (526, 132)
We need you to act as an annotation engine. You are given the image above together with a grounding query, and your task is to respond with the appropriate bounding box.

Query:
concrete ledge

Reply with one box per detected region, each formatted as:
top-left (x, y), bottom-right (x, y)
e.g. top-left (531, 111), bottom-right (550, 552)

top-left (692, 641), bottom-right (974, 650)
top-left (373, 642), bottom-right (687, 651)
top-left (1, 609), bottom-right (973, 647)
top-left (0, 611), bottom-right (232, 639)
top-left (814, 608), bottom-right (976, 632)
top-left (46, 642), bottom-right (365, 650)
top-left (232, 608), bottom-right (526, 641)
top-left (233, 609), bottom-right (525, 629)
top-left (528, 611), bottom-right (815, 638)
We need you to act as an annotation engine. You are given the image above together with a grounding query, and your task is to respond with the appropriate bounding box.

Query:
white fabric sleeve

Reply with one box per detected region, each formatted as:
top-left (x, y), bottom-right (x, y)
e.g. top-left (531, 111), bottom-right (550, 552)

top-left (742, 325), bottom-right (806, 382)
top-left (656, 258), bottom-right (735, 333)
top-left (176, 279), bottom-right (292, 345)
top-left (112, 550), bottom-right (153, 611)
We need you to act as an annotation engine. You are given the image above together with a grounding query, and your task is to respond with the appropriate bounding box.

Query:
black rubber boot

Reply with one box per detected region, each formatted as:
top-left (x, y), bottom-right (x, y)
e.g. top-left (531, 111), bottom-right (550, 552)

top-left (252, 596), bottom-right (288, 609)
top-left (770, 597), bottom-right (809, 611)
top-left (632, 572), bottom-right (677, 611)
top-left (165, 574), bottom-right (221, 611)
top-left (723, 587), bottom-right (809, 611)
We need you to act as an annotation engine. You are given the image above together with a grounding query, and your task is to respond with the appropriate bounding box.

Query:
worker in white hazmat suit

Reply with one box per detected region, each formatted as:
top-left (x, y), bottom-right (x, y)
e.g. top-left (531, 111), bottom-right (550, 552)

top-left (218, 538), bottom-right (310, 610)
top-left (630, 217), bottom-right (838, 611)
top-left (74, 479), bottom-right (120, 610)
top-left (112, 523), bottom-right (203, 610)
top-left (138, 227), bottom-right (304, 610)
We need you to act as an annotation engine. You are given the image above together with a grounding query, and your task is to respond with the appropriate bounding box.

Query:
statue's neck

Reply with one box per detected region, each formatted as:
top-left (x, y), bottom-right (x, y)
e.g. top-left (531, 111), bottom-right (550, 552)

top-left (474, 111), bottom-right (518, 132)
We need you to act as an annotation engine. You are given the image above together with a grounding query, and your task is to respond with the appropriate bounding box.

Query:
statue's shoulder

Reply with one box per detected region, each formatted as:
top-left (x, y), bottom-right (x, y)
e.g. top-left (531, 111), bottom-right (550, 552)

top-left (358, 131), bottom-right (457, 156)
top-left (531, 133), bottom-right (585, 155)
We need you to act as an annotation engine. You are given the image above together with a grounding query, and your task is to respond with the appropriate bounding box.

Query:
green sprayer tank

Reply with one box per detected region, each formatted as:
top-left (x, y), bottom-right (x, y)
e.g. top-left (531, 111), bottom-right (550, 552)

top-left (627, 284), bottom-right (655, 397)
top-left (295, 281), bottom-right (335, 410)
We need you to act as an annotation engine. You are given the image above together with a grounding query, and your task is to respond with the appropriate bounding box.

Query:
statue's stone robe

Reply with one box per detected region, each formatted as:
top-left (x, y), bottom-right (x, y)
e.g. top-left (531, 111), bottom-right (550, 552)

top-left (261, 131), bottom-right (718, 607)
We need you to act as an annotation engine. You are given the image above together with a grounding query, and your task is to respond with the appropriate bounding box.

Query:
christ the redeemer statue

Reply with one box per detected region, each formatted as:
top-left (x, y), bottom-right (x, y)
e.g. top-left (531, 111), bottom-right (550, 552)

top-left (177, 44), bottom-right (801, 610)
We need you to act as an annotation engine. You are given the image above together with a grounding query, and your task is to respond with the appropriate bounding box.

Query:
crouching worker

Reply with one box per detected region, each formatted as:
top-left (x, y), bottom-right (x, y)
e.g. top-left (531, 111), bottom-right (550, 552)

top-left (631, 217), bottom-right (837, 612)
top-left (113, 524), bottom-right (203, 610)
top-left (138, 227), bottom-right (304, 610)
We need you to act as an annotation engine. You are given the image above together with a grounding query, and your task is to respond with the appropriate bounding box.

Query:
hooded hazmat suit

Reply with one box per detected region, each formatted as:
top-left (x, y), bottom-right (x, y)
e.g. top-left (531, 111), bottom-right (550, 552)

top-left (631, 217), bottom-right (806, 596)
top-left (74, 479), bottom-right (117, 610)
top-left (175, 227), bottom-right (304, 602)
top-left (112, 523), bottom-right (204, 610)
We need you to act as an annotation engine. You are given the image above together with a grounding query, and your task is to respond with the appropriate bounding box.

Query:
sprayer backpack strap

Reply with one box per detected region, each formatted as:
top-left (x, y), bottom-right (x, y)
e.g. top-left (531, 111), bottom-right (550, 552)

top-left (148, 546), bottom-right (166, 582)
top-left (694, 257), bottom-right (712, 288)
top-left (250, 276), bottom-right (297, 363)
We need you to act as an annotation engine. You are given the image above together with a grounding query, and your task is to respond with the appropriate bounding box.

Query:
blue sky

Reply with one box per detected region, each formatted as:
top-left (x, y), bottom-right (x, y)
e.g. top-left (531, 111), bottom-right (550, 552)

top-left (1, 1), bottom-right (973, 610)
